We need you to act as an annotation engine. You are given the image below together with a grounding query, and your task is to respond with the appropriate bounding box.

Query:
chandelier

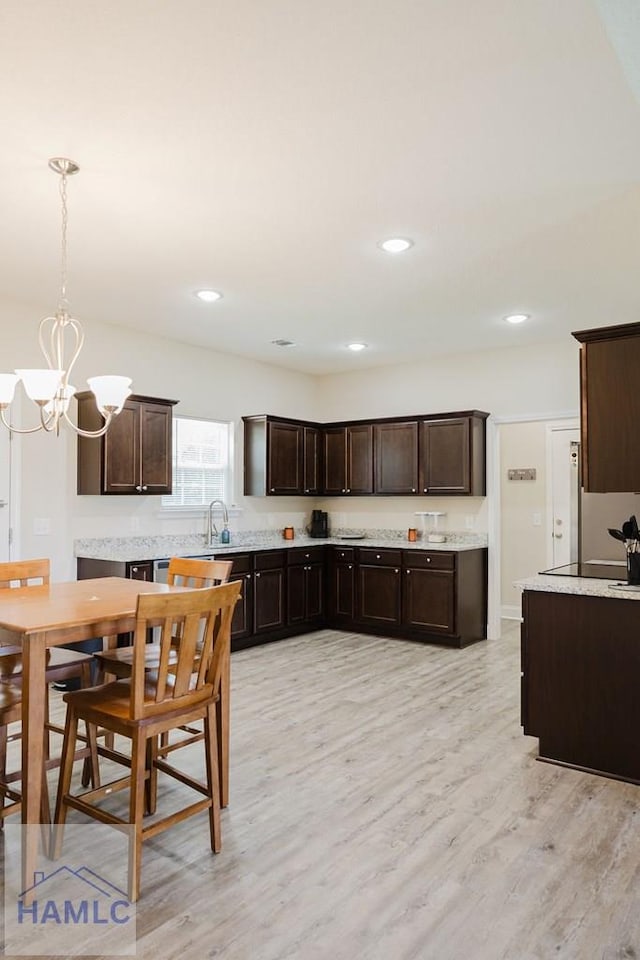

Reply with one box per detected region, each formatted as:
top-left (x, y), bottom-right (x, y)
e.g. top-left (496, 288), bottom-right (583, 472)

top-left (0, 158), bottom-right (132, 437)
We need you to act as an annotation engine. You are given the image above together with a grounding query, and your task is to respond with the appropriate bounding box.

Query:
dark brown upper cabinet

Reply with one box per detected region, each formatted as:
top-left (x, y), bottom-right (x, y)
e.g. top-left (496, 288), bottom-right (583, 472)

top-left (420, 415), bottom-right (486, 495)
top-left (323, 424), bottom-right (373, 495)
top-left (573, 322), bottom-right (640, 492)
top-left (243, 415), bottom-right (321, 495)
top-left (374, 421), bottom-right (419, 494)
top-left (77, 393), bottom-right (177, 495)
top-left (244, 410), bottom-right (487, 497)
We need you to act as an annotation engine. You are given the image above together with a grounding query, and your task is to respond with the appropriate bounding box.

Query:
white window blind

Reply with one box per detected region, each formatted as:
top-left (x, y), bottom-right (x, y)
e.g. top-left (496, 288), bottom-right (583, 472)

top-left (162, 417), bottom-right (232, 508)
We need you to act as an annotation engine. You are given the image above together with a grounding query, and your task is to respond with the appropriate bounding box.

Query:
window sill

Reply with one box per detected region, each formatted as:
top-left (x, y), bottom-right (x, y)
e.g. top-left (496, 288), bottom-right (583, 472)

top-left (156, 505), bottom-right (244, 519)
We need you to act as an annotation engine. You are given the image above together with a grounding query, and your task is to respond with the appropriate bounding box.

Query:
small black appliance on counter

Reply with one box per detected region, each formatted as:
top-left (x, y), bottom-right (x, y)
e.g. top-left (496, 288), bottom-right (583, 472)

top-left (308, 510), bottom-right (329, 538)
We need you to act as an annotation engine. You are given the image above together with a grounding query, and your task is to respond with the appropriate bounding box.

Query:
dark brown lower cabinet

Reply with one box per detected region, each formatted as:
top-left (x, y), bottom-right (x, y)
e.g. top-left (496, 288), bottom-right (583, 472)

top-left (253, 551), bottom-right (286, 634)
top-left (78, 544), bottom-right (487, 653)
top-left (287, 547), bottom-right (324, 627)
top-left (521, 589), bottom-right (640, 783)
top-left (326, 546), bottom-right (486, 647)
top-left (356, 549), bottom-right (402, 627)
top-left (328, 548), bottom-right (356, 621)
top-left (227, 555), bottom-right (253, 643)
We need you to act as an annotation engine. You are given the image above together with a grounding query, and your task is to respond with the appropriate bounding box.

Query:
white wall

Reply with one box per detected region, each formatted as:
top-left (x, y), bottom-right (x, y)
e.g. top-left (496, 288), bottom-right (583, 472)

top-left (315, 340), bottom-right (580, 421)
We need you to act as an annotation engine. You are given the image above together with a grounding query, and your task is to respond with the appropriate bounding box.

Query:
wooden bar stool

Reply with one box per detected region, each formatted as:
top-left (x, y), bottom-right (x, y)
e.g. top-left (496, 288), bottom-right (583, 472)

top-left (53, 581), bottom-right (241, 902)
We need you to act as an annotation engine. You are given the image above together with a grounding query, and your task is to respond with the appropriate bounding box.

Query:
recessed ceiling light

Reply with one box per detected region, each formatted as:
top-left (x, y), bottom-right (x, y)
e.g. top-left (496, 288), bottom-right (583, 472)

top-left (195, 289), bottom-right (223, 303)
top-left (379, 237), bottom-right (414, 254)
top-left (504, 313), bottom-right (529, 324)
top-left (347, 342), bottom-right (368, 352)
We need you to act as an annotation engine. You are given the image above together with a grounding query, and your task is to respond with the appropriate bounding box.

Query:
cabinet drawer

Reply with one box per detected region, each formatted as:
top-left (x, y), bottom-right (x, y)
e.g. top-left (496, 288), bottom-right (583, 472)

top-left (287, 546), bottom-right (325, 566)
top-left (358, 548), bottom-right (402, 566)
top-left (403, 551), bottom-right (455, 571)
top-left (229, 554), bottom-right (252, 575)
top-left (332, 547), bottom-right (354, 563)
top-left (254, 550), bottom-right (286, 571)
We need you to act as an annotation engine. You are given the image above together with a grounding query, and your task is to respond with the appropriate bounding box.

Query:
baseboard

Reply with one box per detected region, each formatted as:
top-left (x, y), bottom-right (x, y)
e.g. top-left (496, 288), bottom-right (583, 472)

top-left (501, 603), bottom-right (522, 621)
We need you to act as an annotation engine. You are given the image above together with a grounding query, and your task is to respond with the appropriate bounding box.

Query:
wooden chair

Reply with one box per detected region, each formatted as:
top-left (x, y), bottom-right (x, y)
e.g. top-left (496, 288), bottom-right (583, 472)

top-left (93, 557), bottom-right (233, 756)
top-left (0, 559), bottom-right (99, 825)
top-left (52, 581), bottom-right (242, 902)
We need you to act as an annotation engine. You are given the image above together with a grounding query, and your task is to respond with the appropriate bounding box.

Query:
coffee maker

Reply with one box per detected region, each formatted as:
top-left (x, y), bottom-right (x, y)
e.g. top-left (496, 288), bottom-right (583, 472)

top-left (308, 510), bottom-right (329, 538)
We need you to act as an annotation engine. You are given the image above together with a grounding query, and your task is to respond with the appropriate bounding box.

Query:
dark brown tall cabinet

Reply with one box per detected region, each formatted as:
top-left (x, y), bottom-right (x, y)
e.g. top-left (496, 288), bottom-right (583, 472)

top-left (573, 322), bottom-right (640, 492)
top-left (323, 424), bottom-right (373, 495)
top-left (77, 393), bottom-right (176, 495)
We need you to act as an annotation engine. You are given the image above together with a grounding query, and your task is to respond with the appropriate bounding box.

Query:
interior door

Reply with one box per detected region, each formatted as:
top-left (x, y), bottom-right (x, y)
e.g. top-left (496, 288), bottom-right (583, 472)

top-left (550, 426), bottom-right (580, 567)
top-left (0, 427), bottom-right (11, 561)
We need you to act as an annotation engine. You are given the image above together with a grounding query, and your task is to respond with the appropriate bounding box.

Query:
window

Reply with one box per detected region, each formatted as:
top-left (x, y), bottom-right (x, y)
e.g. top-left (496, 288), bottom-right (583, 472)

top-left (162, 416), bottom-right (233, 508)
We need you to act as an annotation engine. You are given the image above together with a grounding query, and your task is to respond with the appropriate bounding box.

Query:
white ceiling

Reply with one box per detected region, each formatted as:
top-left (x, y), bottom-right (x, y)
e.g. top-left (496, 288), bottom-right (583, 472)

top-left (1, 0), bottom-right (640, 375)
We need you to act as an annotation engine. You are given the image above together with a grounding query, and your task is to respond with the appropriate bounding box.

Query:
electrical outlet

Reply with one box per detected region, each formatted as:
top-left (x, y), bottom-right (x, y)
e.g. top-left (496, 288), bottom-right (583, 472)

top-left (464, 515), bottom-right (475, 529)
top-left (532, 512), bottom-right (542, 527)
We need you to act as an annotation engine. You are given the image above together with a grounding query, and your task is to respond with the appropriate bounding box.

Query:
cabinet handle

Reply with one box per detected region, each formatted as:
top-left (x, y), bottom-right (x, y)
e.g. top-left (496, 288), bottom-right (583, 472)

top-left (406, 569), bottom-right (411, 575)
top-left (348, 564), bottom-right (352, 570)
top-left (423, 488), bottom-right (428, 493)
top-left (135, 485), bottom-right (142, 492)
top-left (305, 553), bottom-right (310, 558)
top-left (255, 572), bottom-right (261, 578)
top-left (412, 488), bottom-right (416, 493)
top-left (246, 573), bottom-right (251, 580)
top-left (131, 566), bottom-right (138, 572)
top-left (142, 485), bottom-right (148, 491)
top-left (376, 554), bottom-right (381, 559)
top-left (426, 557), bottom-right (431, 563)
top-left (346, 488), bottom-right (351, 493)
top-left (270, 488), bottom-right (275, 492)
top-left (341, 488), bottom-right (346, 493)
top-left (394, 569), bottom-right (399, 574)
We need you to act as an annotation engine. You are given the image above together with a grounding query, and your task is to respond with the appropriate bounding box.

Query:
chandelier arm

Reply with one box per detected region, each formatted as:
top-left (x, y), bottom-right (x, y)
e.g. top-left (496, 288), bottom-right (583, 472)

top-left (62, 408), bottom-right (113, 439)
top-left (0, 407), bottom-right (48, 435)
top-left (61, 318), bottom-right (84, 383)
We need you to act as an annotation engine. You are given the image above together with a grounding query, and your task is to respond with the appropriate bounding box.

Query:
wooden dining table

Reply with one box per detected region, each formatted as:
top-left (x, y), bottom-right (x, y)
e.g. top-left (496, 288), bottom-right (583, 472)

top-left (0, 576), bottom-right (233, 896)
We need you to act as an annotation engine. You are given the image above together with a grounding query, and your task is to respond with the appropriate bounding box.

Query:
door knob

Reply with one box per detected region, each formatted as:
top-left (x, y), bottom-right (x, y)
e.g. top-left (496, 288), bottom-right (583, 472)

top-left (553, 533), bottom-right (563, 539)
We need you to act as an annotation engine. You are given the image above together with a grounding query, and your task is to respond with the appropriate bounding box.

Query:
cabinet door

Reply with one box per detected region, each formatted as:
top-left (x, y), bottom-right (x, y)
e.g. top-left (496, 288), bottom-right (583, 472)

top-left (420, 418), bottom-right (470, 494)
top-left (580, 334), bottom-right (640, 492)
top-left (305, 563), bottom-right (324, 621)
top-left (230, 571), bottom-right (253, 641)
top-left (287, 564), bottom-right (306, 625)
top-left (254, 568), bottom-right (285, 632)
top-left (357, 564), bottom-right (402, 626)
top-left (140, 401), bottom-right (173, 494)
top-left (127, 561), bottom-right (153, 582)
top-left (303, 426), bottom-right (321, 495)
top-left (323, 427), bottom-right (347, 494)
top-left (331, 562), bottom-right (355, 620)
top-left (347, 424), bottom-right (373, 494)
top-left (403, 567), bottom-right (455, 633)
top-left (267, 421), bottom-right (303, 494)
top-left (103, 401), bottom-right (141, 493)
top-left (374, 422), bottom-right (418, 494)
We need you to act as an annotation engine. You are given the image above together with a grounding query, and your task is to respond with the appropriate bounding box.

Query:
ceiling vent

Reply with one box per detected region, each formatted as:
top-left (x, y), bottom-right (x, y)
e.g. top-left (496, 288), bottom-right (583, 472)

top-left (271, 339), bottom-right (296, 348)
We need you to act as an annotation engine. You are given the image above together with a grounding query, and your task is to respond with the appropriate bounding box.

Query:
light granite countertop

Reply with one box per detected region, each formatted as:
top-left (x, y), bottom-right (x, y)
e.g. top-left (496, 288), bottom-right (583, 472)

top-left (75, 531), bottom-right (488, 563)
top-left (515, 573), bottom-right (640, 600)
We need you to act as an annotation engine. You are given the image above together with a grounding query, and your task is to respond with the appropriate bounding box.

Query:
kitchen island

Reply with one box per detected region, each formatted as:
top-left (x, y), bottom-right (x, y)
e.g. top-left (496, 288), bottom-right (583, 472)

top-left (517, 569), bottom-right (640, 784)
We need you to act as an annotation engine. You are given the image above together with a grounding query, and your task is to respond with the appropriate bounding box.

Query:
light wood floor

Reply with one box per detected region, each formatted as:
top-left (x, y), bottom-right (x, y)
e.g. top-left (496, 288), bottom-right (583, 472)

top-left (6, 623), bottom-right (640, 959)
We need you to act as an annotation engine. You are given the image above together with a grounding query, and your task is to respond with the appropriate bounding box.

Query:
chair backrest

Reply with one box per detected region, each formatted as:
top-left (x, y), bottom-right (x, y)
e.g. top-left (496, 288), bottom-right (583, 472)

top-left (167, 556), bottom-right (233, 588)
top-left (0, 558), bottom-right (50, 589)
top-left (130, 581), bottom-right (241, 721)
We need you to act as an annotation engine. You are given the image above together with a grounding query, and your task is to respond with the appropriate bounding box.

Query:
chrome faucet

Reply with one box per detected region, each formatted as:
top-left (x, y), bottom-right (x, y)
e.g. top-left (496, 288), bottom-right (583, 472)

top-left (207, 499), bottom-right (229, 545)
